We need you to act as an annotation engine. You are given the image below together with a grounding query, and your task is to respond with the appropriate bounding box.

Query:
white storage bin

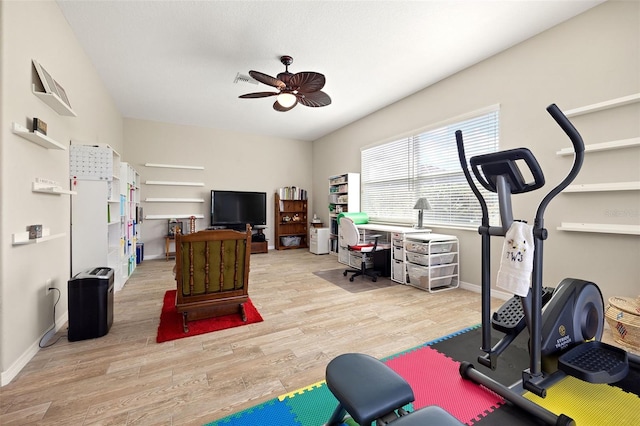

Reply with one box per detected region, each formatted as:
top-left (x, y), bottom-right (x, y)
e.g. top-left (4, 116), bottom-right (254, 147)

top-left (349, 251), bottom-right (373, 269)
top-left (405, 241), bottom-right (453, 254)
top-left (280, 236), bottom-right (301, 246)
top-left (406, 252), bottom-right (456, 266)
top-left (338, 246), bottom-right (350, 264)
top-left (393, 245), bottom-right (404, 260)
top-left (392, 260), bottom-right (406, 283)
top-left (406, 263), bottom-right (456, 290)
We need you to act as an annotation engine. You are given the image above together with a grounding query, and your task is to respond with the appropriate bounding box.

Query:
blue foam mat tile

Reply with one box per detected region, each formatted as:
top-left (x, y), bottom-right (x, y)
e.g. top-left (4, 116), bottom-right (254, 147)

top-left (207, 399), bottom-right (298, 426)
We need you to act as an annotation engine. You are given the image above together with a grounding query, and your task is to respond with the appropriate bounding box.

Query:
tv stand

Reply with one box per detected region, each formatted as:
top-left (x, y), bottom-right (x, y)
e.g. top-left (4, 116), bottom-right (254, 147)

top-left (251, 228), bottom-right (268, 254)
top-left (207, 224), bottom-right (268, 253)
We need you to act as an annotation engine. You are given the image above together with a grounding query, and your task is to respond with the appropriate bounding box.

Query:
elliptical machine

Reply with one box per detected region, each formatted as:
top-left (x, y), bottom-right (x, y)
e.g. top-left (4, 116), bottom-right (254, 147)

top-left (455, 104), bottom-right (640, 426)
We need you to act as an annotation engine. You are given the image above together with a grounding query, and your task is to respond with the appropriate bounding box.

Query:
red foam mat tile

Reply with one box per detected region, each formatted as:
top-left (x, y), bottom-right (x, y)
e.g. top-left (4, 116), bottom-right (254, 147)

top-left (385, 346), bottom-right (504, 424)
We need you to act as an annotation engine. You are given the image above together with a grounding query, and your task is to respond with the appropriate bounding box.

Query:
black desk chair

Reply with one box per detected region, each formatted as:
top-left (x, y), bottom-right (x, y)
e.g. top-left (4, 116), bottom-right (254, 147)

top-left (339, 217), bottom-right (381, 282)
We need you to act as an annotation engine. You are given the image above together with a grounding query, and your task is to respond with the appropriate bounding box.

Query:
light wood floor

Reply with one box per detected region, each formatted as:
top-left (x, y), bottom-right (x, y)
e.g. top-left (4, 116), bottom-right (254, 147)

top-left (0, 250), bottom-right (634, 425)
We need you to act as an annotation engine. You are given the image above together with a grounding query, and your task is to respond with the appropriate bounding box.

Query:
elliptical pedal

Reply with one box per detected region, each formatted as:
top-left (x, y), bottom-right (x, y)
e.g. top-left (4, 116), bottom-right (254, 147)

top-left (492, 287), bottom-right (554, 334)
top-left (558, 340), bottom-right (629, 384)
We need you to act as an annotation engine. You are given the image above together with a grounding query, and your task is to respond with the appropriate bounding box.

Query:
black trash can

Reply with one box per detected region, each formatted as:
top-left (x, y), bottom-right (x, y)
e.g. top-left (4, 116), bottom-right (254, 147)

top-left (67, 267), bottom-right (114, 342)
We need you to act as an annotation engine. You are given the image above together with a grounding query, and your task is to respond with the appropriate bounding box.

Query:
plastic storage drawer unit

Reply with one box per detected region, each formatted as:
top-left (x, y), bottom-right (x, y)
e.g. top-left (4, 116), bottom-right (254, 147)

top-left (68, 267), bottom-right (114, 341)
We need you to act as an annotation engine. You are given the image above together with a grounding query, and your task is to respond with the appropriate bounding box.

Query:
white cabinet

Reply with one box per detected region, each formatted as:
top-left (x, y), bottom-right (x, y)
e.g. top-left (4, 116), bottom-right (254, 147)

top-left (403, 233), bottom-right (459, 293)
top-left (71, 144), bottom-right (136, 291)
top-left (310, 227), bottom-right (330, 254)
top-left (329, 173), bottom-right (360, 253)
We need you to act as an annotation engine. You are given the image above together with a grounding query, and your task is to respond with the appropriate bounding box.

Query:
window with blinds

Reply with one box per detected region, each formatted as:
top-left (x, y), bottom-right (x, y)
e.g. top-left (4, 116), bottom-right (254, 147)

top-left (361, 107), bottom-right (500, 228)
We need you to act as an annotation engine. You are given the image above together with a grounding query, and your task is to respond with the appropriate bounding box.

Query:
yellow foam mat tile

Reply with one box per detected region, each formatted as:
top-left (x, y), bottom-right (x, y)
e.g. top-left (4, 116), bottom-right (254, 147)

top-left (278, 380), bottom-right (326, 401)
top-left (524, 376), bottom-right (640, 425)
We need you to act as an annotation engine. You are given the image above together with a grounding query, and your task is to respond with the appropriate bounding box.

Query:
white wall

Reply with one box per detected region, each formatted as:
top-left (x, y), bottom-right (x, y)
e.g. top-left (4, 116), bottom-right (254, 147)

top-left (312, 1), bottom-right (640, 304)
top-left (123, 118), bottom-right (312, 258)
top-left (1, 0), bottom-right (638, 387)
top-left (0, 1), bottom-right (123, 385)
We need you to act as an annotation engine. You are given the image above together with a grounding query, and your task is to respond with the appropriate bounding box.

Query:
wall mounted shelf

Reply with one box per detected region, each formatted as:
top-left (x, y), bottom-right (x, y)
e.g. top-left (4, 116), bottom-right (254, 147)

top-left (145, 198), bottom-right (205, 203)
top-left (564, 93), bottom-right (640, 117)
top-left (144, 163), bottom-right (204, 170)
top-left (563, 182), bottom-right (640, 193)
top-left (558, 222), bottom-right (640, 236)
top-left (12, 229), bottom-right (65, 245)
top-left (557, 137), bottom-right (640, 156)
top-left (32, 181), bottom-right (77, 195)
top-left (12, 122), bottom-right (66, 150)
top-left (144, 181), bottom-right (204, 187)
top-left (32, 84), bottom-right (76, 117)
top-left (144, 214), bottom-right (205, 220)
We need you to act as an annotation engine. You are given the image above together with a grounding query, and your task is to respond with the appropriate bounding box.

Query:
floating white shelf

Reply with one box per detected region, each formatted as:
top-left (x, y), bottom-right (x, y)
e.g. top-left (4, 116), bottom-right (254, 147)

top-left (144, 181), bottom-right (204, 187)
top-left (144, 198), bottom-right (205, 203)
top-left (144, 163), bottom-right (204, 170)
top-left (558, 222), bottom-right (640, 235)
top-left (12, 229), bottom-right (66, 245)
top-left (32, 181), bottom-right (77, 195)
top-left (564, 93), bottom-right (640, 117)
top-left (563, 182), bottom-right (640, 193)
top-left (32, 85), bottom-right (76, 117)
top-left (557, 137), bottom-right (640, 156)
top-left (144, 214), bottom-right (205, 220)
top-left (12, 122), bottom-right (66, 150)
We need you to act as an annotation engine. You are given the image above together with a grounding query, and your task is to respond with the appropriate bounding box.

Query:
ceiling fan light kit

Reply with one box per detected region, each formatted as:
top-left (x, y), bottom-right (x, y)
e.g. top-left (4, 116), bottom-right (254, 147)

top-left (239, 55), bottom-right (331, 112)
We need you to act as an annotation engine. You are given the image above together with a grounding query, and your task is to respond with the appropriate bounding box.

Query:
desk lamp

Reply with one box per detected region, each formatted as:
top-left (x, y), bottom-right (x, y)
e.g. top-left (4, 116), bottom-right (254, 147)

top-left (413, 197), bottom-right (432, 229)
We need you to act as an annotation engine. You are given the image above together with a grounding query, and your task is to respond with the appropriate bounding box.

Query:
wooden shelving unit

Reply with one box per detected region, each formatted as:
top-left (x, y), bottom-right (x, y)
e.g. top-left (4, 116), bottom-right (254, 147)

top-left (274, 193), bottom-right (308, 250)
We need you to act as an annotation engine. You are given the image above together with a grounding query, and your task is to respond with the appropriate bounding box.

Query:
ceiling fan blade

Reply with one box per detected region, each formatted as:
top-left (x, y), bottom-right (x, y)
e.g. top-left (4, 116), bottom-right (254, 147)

top-left (249, 71), bottom-right (286, 90)
top-left (238, 91), bottom-right (279, 99)
top-left (298, 91), bottom-right (331, 107)
top-left (273, 99), bottom-right (297, 112)
top-left (290, 72), bottom-right (325, 93)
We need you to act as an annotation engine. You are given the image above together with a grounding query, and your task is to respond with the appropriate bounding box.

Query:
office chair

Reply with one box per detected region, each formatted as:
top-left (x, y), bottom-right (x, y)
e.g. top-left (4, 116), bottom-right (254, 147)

top-left (339, 217), bottom-right (381, 282)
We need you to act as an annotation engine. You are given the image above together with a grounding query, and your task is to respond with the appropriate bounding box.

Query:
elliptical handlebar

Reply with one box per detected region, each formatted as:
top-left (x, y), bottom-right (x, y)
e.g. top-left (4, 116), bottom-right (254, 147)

top-left (456, 130), bottom-right (489, 226)
top-left (546, 104), bottom-right (584, 155)
top-left (535, 104), bottom-right (585, 224)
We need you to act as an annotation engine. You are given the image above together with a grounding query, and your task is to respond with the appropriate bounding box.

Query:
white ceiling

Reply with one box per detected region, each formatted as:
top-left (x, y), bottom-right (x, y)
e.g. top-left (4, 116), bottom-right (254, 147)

top-left (56, 0), bottom-right (603, 142)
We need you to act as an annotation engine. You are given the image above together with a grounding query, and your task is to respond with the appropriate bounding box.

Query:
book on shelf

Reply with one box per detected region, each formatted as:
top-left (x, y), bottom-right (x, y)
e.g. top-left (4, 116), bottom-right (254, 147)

top-left (277, 186), bottom-right (307, 200)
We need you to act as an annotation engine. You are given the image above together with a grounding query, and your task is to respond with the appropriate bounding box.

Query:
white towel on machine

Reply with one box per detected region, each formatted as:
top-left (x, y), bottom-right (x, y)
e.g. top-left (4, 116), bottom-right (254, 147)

top-left (497, 221), bottom-right (534, 297)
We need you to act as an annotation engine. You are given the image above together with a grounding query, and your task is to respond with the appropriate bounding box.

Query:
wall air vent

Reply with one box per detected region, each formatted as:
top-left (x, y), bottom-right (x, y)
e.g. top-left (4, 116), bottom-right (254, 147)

top-left (234, 73), bottom-right (258, 85)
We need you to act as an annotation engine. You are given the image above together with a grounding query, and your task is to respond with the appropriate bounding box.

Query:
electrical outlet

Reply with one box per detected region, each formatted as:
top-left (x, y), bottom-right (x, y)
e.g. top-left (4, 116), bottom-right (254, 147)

top-left (45, 278), bottom-right (53, 296)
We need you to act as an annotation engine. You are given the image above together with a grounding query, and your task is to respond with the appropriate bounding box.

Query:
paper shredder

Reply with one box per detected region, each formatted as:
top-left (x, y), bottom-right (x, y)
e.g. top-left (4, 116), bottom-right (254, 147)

top-left (67, 267), bottom-right (114, 341)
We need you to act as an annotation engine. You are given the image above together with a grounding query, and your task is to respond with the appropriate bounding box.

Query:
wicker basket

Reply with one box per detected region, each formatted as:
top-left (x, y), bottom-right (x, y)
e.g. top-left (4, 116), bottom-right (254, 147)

top-left (605, 296), bottom-right (640, 350)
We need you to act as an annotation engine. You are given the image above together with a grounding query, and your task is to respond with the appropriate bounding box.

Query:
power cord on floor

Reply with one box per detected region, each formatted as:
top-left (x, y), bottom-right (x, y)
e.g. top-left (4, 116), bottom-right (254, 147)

top-left (39, 287), bottom-right (67, 348)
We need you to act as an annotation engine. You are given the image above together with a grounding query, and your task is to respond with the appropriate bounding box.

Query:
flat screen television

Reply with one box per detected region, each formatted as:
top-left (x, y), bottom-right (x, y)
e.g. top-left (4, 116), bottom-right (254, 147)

top-left (211, 190), bottom-right (267, 228)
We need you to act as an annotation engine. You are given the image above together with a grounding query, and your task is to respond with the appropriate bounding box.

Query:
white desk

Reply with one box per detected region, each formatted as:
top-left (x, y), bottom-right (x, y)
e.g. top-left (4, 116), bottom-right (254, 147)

top-left (341, 224), bottom-right (459, 291)
top-left (337, 223), bottom-right (431, 282)
top-left (356, 223), bottom-right (431, 235)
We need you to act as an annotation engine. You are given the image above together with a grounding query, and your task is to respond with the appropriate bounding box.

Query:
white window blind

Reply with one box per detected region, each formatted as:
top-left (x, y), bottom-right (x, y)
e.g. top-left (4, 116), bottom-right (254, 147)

top-left (361, 108), bottom-right (500, 228)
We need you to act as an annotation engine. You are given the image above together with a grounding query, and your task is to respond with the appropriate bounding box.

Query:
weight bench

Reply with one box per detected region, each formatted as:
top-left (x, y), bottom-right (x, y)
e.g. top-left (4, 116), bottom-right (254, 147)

top-left (325, 353), bottom-right (463, 425)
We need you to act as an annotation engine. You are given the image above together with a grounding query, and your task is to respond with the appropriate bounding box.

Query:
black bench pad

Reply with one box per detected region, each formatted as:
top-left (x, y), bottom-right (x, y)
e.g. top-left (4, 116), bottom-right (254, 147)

top-left (325, 353), bottom-right (414, 425)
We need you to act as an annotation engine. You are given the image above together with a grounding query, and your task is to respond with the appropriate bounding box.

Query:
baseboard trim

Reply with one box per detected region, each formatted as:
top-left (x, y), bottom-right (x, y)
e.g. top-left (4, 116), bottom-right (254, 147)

top-left (1, 312), bottom-right (68, 387)
top-left (458, 280), bottom-right (512, 301)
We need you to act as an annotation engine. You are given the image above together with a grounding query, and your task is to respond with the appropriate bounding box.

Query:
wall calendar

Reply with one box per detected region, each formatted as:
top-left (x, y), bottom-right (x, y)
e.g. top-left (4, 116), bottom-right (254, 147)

top-left (69, 144), bottom-right (114, 181)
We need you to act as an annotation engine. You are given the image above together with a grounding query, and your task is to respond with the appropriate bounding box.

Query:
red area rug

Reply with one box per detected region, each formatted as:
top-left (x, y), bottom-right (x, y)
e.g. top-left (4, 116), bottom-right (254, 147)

top-left (156, 290), bottom-right (263, 343)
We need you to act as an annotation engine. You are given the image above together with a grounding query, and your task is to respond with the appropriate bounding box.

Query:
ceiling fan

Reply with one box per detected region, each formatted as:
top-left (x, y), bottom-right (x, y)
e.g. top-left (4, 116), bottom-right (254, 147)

top-left (239, 55), bottom-right (331, 112)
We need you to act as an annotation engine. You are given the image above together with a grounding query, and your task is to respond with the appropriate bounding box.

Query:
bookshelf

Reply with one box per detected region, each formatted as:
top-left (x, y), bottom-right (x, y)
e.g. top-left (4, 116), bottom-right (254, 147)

top-left (274, 192), bottom-right (308, 250)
